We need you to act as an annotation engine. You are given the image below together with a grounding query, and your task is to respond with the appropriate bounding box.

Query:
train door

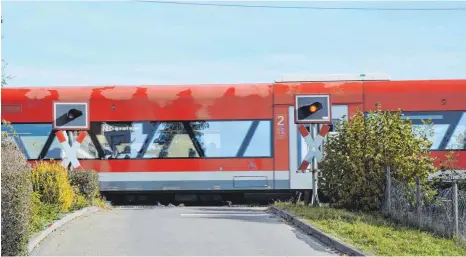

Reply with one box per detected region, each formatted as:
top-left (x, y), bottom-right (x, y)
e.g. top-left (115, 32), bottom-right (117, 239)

top-left (273, 106), bottom-right (291, 190)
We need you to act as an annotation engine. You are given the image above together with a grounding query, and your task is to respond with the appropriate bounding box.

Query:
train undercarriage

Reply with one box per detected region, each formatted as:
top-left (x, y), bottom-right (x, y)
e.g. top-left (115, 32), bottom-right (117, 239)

top-left (101, 190), bottom-right (313, 206)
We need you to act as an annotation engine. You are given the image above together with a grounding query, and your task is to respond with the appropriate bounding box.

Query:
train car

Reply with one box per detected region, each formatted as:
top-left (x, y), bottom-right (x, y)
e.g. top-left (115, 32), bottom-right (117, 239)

top-left (1, 73), bottom-right (465, 201)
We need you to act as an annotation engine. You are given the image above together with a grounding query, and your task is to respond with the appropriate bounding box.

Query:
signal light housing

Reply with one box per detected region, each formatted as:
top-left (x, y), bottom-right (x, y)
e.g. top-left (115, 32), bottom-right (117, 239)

top-left (295, 94), bottom-right (332, 124)
top-left (54, 102), bottom-right (89, 130)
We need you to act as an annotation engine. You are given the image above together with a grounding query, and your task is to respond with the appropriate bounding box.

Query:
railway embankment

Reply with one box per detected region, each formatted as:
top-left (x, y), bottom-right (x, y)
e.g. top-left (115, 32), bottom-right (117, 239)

top-left (272, 202), bottom-right (466, 256)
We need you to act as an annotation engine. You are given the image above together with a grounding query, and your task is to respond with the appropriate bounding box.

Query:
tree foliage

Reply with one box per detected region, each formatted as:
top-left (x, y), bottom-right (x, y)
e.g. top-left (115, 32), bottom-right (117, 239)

top-left (319, 105), bottom-right (437, 211)
top-left (435, 151), bottom-right (466, 190)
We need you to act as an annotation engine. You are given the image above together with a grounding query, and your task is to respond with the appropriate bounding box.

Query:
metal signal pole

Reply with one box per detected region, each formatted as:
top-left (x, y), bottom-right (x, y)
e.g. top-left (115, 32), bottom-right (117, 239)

top-left (311, 123), bottom-right (321, 206)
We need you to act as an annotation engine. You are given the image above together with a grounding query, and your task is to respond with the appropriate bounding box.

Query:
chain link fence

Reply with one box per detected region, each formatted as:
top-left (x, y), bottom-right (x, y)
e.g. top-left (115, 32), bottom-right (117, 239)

top-left (383, 175), bottom-right (466, 241)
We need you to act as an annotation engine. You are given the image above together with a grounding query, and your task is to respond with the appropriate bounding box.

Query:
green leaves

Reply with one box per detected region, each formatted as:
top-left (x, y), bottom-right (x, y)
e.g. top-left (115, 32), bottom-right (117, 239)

top-left (320, 105), bottom-right (436, 211)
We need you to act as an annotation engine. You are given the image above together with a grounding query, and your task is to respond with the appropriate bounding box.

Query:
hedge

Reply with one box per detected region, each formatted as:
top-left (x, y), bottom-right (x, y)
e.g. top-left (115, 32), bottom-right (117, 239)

top-left (1, 140), bottom-right (33, 256)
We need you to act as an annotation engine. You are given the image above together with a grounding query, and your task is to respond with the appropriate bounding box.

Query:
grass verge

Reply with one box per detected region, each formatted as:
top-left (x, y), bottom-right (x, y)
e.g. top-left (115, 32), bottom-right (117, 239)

top-left (29, 192), bottom-right (108, 236)
top-left (274, 201), bottom-right (466, 256)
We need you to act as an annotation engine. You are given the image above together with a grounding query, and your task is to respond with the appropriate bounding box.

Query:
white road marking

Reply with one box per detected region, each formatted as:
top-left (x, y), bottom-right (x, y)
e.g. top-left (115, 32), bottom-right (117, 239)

top-left (180, 213), bottom-right (270, 217)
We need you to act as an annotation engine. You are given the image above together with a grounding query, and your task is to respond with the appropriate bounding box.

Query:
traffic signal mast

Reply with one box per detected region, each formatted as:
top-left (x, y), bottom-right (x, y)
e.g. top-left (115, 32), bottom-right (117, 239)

top-left (294, 94), bottom-right (332, 206)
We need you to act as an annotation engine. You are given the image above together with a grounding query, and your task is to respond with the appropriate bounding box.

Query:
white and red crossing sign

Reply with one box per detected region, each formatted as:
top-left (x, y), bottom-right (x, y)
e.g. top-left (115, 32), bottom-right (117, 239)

top-left (55, 130), bottom-right (87, 169)
top-left (297, 124), bottom-right (331, 173)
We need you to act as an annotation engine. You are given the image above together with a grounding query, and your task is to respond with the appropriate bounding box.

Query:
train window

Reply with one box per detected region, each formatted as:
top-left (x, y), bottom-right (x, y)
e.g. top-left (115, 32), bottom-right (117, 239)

top-left (412, 124), bottom-right (450, 150)
top-left (329, 105), bottom-right (348, 133)
top-left (44, 131), bottom-right (99, 160)
top-left (140, 120), bottom-right (272, 158)
top-left (0, 123), bottom-right (52, 159)
top-left (90, 122), bottom-right (154, 159)
top-left (243, 121), bottom-right (272, 157)
top-left (192, 120), bottom-right (272, 158)
top-left (446, 112), bottom-right (466, 150)
top-left (84, 120), bottom-right (272, 159)
top-left (402, 111), bottom-right (466, 151)
top-left (144, 122), bottom-right (200, 158)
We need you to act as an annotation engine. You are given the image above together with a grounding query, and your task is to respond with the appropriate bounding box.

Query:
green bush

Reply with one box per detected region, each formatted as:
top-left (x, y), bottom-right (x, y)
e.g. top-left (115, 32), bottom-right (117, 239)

top-left (71, 190), bottom-right (90, 211)
top-left (68, 169), bottom-right (100, 200)
top-left (30, 192), bottom-right (60, 234)
top-left (1, 140), bottom-right (33, 256)
top-left (319, 106), bottom-right (436, 211)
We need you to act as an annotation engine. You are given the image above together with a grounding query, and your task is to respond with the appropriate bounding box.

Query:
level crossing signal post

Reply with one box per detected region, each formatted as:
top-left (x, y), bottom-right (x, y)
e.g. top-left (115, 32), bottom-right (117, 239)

top-left (295, 94), bottom-right (332, 206)
top-left (53, 102), bottom-right (90, 171)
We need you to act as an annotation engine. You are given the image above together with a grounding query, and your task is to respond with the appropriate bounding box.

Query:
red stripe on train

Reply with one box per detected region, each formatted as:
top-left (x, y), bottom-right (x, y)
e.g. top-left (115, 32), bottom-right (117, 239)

top-left (29, 158), bottom-right (276, 172)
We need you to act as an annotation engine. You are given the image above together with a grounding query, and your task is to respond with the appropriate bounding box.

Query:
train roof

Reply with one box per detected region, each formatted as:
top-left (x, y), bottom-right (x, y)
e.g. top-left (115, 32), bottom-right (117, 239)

top-left (2, 72), bottom-right (466, 90)
top-left (2, 75), bottom-right (465, 123)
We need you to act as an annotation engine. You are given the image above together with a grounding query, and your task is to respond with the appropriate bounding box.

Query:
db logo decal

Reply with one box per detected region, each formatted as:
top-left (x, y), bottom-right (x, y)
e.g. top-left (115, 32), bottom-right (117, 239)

top-left (55, 131), bottom-right (86, 169)
top-left (297, 124), bottom-right (330, 172)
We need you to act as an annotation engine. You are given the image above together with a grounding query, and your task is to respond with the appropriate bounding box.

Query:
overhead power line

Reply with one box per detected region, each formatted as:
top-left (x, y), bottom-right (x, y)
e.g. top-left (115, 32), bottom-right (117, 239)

top-left (138, 0), bottom-right (466, 11)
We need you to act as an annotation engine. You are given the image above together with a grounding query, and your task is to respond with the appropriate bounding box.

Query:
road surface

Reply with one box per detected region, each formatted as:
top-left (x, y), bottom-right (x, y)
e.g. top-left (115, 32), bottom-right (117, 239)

top-left (31, 206), bottom-right (340, 256)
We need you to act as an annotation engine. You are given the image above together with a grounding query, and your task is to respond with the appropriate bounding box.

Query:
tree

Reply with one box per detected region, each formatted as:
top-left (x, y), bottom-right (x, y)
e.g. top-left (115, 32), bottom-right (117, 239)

top-left (1, 59), bottom-right (13, 87)
top-left (319, 105), bottom-right (436, 211)
top-left (1, 17), bottom-right (13, 87)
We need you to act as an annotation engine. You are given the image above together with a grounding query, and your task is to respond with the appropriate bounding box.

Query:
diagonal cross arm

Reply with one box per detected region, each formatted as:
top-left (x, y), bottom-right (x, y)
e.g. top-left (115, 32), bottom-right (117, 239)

top-left (297, 124), bottom-right (331, 173)
top-left (55, 131), bottom-right (87, 169)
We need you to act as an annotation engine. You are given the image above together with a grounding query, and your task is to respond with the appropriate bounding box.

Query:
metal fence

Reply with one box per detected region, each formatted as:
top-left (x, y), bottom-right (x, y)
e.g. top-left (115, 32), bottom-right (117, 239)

top-left (383, 172), bottom-right (466, 241)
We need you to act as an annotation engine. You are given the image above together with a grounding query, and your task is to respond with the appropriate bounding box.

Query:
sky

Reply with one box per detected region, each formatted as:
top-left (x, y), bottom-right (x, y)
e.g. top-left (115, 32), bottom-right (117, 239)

top-left (1, 1), bottom-right (466, 87)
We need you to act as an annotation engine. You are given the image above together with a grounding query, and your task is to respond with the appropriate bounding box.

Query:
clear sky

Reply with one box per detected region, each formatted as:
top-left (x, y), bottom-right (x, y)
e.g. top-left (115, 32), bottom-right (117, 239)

top-left (2, 1), bottom-right (466, 87)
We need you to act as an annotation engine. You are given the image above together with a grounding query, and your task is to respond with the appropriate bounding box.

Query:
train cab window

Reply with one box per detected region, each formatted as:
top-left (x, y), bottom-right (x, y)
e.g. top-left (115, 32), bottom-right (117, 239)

top-left (1, 123), bottom-right (52, 159)
top-left (44, 131), bottom-right (99, 160)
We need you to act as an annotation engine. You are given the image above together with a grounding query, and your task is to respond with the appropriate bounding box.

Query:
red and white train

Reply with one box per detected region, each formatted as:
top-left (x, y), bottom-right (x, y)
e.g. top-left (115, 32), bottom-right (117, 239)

top-left (1, 74), bottom-right (465, 197)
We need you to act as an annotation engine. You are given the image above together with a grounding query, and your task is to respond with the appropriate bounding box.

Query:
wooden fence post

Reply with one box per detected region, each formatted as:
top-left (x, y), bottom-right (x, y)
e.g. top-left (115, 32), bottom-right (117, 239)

top-left (386, 166), bottom-right (392, 214)
top-left (416, 176), bottom-right (421, 227)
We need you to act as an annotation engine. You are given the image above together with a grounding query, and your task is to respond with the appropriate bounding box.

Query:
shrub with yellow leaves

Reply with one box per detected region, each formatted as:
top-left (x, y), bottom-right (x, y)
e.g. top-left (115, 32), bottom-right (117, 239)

top-left (30, 161), bottom-right (75, 213)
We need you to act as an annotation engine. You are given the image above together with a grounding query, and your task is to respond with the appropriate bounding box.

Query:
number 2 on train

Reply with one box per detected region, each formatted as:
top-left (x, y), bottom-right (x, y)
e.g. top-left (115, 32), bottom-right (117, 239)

top-left (277, 115), bottom-right (284, 126)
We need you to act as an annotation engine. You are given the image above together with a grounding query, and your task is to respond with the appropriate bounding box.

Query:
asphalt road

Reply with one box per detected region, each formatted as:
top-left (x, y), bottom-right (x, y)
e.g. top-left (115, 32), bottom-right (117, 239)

top-left (31, 206), bottom-right (340, 256)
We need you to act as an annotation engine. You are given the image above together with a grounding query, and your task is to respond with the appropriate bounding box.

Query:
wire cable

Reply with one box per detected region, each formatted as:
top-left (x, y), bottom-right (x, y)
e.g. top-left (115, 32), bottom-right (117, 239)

top-left (137, 0), bottom-right (466, 11)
